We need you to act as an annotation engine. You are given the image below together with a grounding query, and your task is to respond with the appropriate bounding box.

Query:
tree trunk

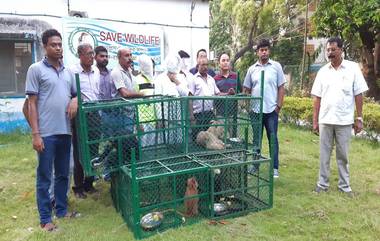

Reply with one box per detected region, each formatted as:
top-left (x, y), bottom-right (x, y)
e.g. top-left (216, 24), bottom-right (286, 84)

top-left (374, 32), bottom-right (380, 79)
top-left (359, 28), bottom-right (380, 101)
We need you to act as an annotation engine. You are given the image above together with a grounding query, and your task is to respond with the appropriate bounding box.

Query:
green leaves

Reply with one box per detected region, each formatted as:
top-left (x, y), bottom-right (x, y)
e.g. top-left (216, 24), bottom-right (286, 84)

top-left (312, 0), bottom-right (379, 39)
top-left (211, 0), bottom-right (306, 74)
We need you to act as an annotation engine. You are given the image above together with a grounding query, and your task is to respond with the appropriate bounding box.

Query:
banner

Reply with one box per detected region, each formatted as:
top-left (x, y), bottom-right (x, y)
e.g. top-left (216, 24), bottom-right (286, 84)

top-left (62, 17), bottom-right (164, 70)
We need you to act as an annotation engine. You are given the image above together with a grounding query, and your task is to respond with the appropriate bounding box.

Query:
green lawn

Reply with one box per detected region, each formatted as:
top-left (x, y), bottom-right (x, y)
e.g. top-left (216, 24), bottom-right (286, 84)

top-left (0, 125), bottom-right (379, 241)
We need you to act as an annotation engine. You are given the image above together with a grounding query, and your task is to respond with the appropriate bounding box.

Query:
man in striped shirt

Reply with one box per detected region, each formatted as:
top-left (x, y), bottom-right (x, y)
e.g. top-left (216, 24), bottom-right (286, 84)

top-left (214, 53), bottom-right (241, 137)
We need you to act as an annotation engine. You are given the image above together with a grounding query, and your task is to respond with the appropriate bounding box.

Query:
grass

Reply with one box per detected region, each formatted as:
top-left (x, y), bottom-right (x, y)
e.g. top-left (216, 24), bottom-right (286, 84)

top-left (0, 125), bottom-right (379, 241)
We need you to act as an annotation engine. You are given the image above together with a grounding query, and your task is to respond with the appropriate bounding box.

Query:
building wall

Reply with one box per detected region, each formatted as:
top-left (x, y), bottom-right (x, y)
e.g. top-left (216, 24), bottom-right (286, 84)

top-left (1, 0), bottom-right (210, 64)
top-left (0, 0), bottom-right (210, 133)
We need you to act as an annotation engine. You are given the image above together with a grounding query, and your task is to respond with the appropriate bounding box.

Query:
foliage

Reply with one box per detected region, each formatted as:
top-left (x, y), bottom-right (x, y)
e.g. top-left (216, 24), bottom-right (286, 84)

top-left (312, 0), bottom-right (379, 42)
top-left (235, 51), bottom-right (255, 82)
top-left (281, 96), bottom-right (313, 125)
top-left (210, 0), bottom-right (233, 57)
top-left (311, 0), bottom-right (380, 100)
top-left (210, 0), bottom-right (306, 79)
top-left (272, 34), bottom-right (304, 66)
top-left (281, 96), bottom-right (380, 140)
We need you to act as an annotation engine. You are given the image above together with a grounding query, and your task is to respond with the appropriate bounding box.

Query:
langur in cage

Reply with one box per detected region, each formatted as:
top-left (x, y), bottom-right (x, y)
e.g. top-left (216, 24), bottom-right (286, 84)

top-left (184, 177), bottom-right (199, 216)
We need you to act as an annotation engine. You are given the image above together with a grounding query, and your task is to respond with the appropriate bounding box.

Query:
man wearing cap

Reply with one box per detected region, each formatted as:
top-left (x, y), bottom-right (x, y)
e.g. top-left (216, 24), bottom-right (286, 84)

top-left (155, 55), bottom-right (190, 97)
top-left (134, 54), bottom-right (156, 147)
top-left (155, 55), bottom-right (191, 144)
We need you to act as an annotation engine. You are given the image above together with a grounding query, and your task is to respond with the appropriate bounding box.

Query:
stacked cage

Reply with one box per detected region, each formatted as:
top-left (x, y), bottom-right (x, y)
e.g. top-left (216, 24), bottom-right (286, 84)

top-left (75, 71), bottom-right (273, 239)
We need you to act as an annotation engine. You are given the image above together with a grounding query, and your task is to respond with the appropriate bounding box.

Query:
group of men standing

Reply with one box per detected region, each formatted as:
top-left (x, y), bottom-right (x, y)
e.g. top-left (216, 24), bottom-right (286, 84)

top-left (25, 28), bottom-right (367, 231)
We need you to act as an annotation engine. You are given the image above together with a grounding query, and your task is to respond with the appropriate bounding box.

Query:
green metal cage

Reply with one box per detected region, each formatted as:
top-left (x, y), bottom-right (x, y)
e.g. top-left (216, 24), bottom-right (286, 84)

top-left (194, 150), bottom-right (273, 219)
top-left (74, 70), bottom-right (273, 239)
top-left (113, 151), bottom-right (210, 239)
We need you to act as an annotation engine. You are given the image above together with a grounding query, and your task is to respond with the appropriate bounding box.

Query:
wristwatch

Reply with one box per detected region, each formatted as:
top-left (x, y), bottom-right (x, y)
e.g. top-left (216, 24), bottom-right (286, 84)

top-left (355, 117), bottom-right (363, 122)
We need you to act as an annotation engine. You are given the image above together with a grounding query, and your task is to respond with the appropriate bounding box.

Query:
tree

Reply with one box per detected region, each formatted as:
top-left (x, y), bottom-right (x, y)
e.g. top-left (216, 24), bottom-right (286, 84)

top-left (210, 0), bottom-right (306, 77)
top-left (210, 0), bottom-right (233, 57)
top-left (312, 0), bottom-right (380, 100)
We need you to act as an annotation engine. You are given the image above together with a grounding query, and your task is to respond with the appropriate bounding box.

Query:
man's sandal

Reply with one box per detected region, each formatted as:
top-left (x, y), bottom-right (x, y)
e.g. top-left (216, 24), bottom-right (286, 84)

top-left (63, 211), bottom-right (81, 219)
top-left (40, 223), bottom-right (58, 232)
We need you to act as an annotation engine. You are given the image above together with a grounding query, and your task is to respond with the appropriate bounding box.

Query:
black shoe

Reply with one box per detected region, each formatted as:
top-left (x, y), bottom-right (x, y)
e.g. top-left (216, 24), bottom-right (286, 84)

top-left (84, 186), bottom-right (98, 194)
top-left (314, 186), bottom-right (328, 193)
top-left (74, 191), bottom-right (87, 199)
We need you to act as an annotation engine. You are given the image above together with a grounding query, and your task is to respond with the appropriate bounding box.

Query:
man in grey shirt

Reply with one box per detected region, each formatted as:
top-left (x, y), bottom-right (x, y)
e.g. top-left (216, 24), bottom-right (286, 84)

top-left (110, 48), bottom-right (143, 163)
top-left (25, 29), bottom-right (78, 231)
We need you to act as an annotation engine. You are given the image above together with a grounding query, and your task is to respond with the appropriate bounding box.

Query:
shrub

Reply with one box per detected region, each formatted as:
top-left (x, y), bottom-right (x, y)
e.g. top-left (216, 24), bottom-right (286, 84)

top-left (281, 96), bottom-right (380, 140)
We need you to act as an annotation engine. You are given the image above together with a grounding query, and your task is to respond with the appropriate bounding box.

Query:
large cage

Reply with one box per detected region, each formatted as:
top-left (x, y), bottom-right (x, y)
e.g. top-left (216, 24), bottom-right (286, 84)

top-left (76, 95), bottom-right (265, 178)
top-left (76, 96), bottom-right (188, 177)
top-left (74, 71), bottom-right (273, 239)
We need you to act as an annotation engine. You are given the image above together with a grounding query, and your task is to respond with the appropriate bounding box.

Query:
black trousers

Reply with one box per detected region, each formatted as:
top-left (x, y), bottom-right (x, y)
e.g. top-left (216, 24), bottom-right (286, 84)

top-left (72, 113), bottom-right (100, 193)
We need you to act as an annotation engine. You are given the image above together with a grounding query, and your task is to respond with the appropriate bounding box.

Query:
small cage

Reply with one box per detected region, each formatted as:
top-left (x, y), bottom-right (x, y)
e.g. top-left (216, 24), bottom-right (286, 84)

top-left (113, 154), bottom-right (210, 239)
top-left (194, 150), bottom-right (273, 219)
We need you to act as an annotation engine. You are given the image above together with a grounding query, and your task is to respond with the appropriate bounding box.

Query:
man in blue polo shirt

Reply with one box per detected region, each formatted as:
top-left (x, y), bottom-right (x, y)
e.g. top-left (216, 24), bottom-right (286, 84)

top-left (243, 39), bottom-right (286, 178)
top-left (25, 29), bottom-right (78, 231)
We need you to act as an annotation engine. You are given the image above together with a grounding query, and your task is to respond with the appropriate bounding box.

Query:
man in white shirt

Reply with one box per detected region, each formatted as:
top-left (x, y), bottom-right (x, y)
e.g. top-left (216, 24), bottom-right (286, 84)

top-left (189, 57), bottom-right (234, 141)
top-left (311, 37), bottom-right (368, 197)
top-left (155, 55), bottom-right (190, 97)
top-left (70, 43), bottom-right (100, 199)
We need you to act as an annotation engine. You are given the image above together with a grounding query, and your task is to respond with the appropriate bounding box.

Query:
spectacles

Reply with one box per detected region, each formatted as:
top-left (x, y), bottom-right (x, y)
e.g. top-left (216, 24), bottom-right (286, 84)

top-left (83, 51), bottom-right (95, 57)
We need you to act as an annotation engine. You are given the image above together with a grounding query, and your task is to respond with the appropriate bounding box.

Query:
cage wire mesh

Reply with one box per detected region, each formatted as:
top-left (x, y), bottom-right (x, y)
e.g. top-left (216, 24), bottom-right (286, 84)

top-left (194, 150), bottom-right (272, 219)
top-left (184, 95), bottom-right (263, 155)
top-left (77, 96), bottom-right (187, 177)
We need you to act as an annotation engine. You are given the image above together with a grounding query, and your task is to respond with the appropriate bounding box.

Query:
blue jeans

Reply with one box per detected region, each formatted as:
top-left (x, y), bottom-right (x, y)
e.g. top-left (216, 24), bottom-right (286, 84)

top-left (250, 110), bottom-right (279, 169)
top-left (36, 134), bottom-right (71, 224)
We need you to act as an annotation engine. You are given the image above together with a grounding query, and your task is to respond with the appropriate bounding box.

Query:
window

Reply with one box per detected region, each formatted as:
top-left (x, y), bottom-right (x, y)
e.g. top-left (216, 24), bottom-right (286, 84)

top-left (0, 41), bottom-right (33, 96)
